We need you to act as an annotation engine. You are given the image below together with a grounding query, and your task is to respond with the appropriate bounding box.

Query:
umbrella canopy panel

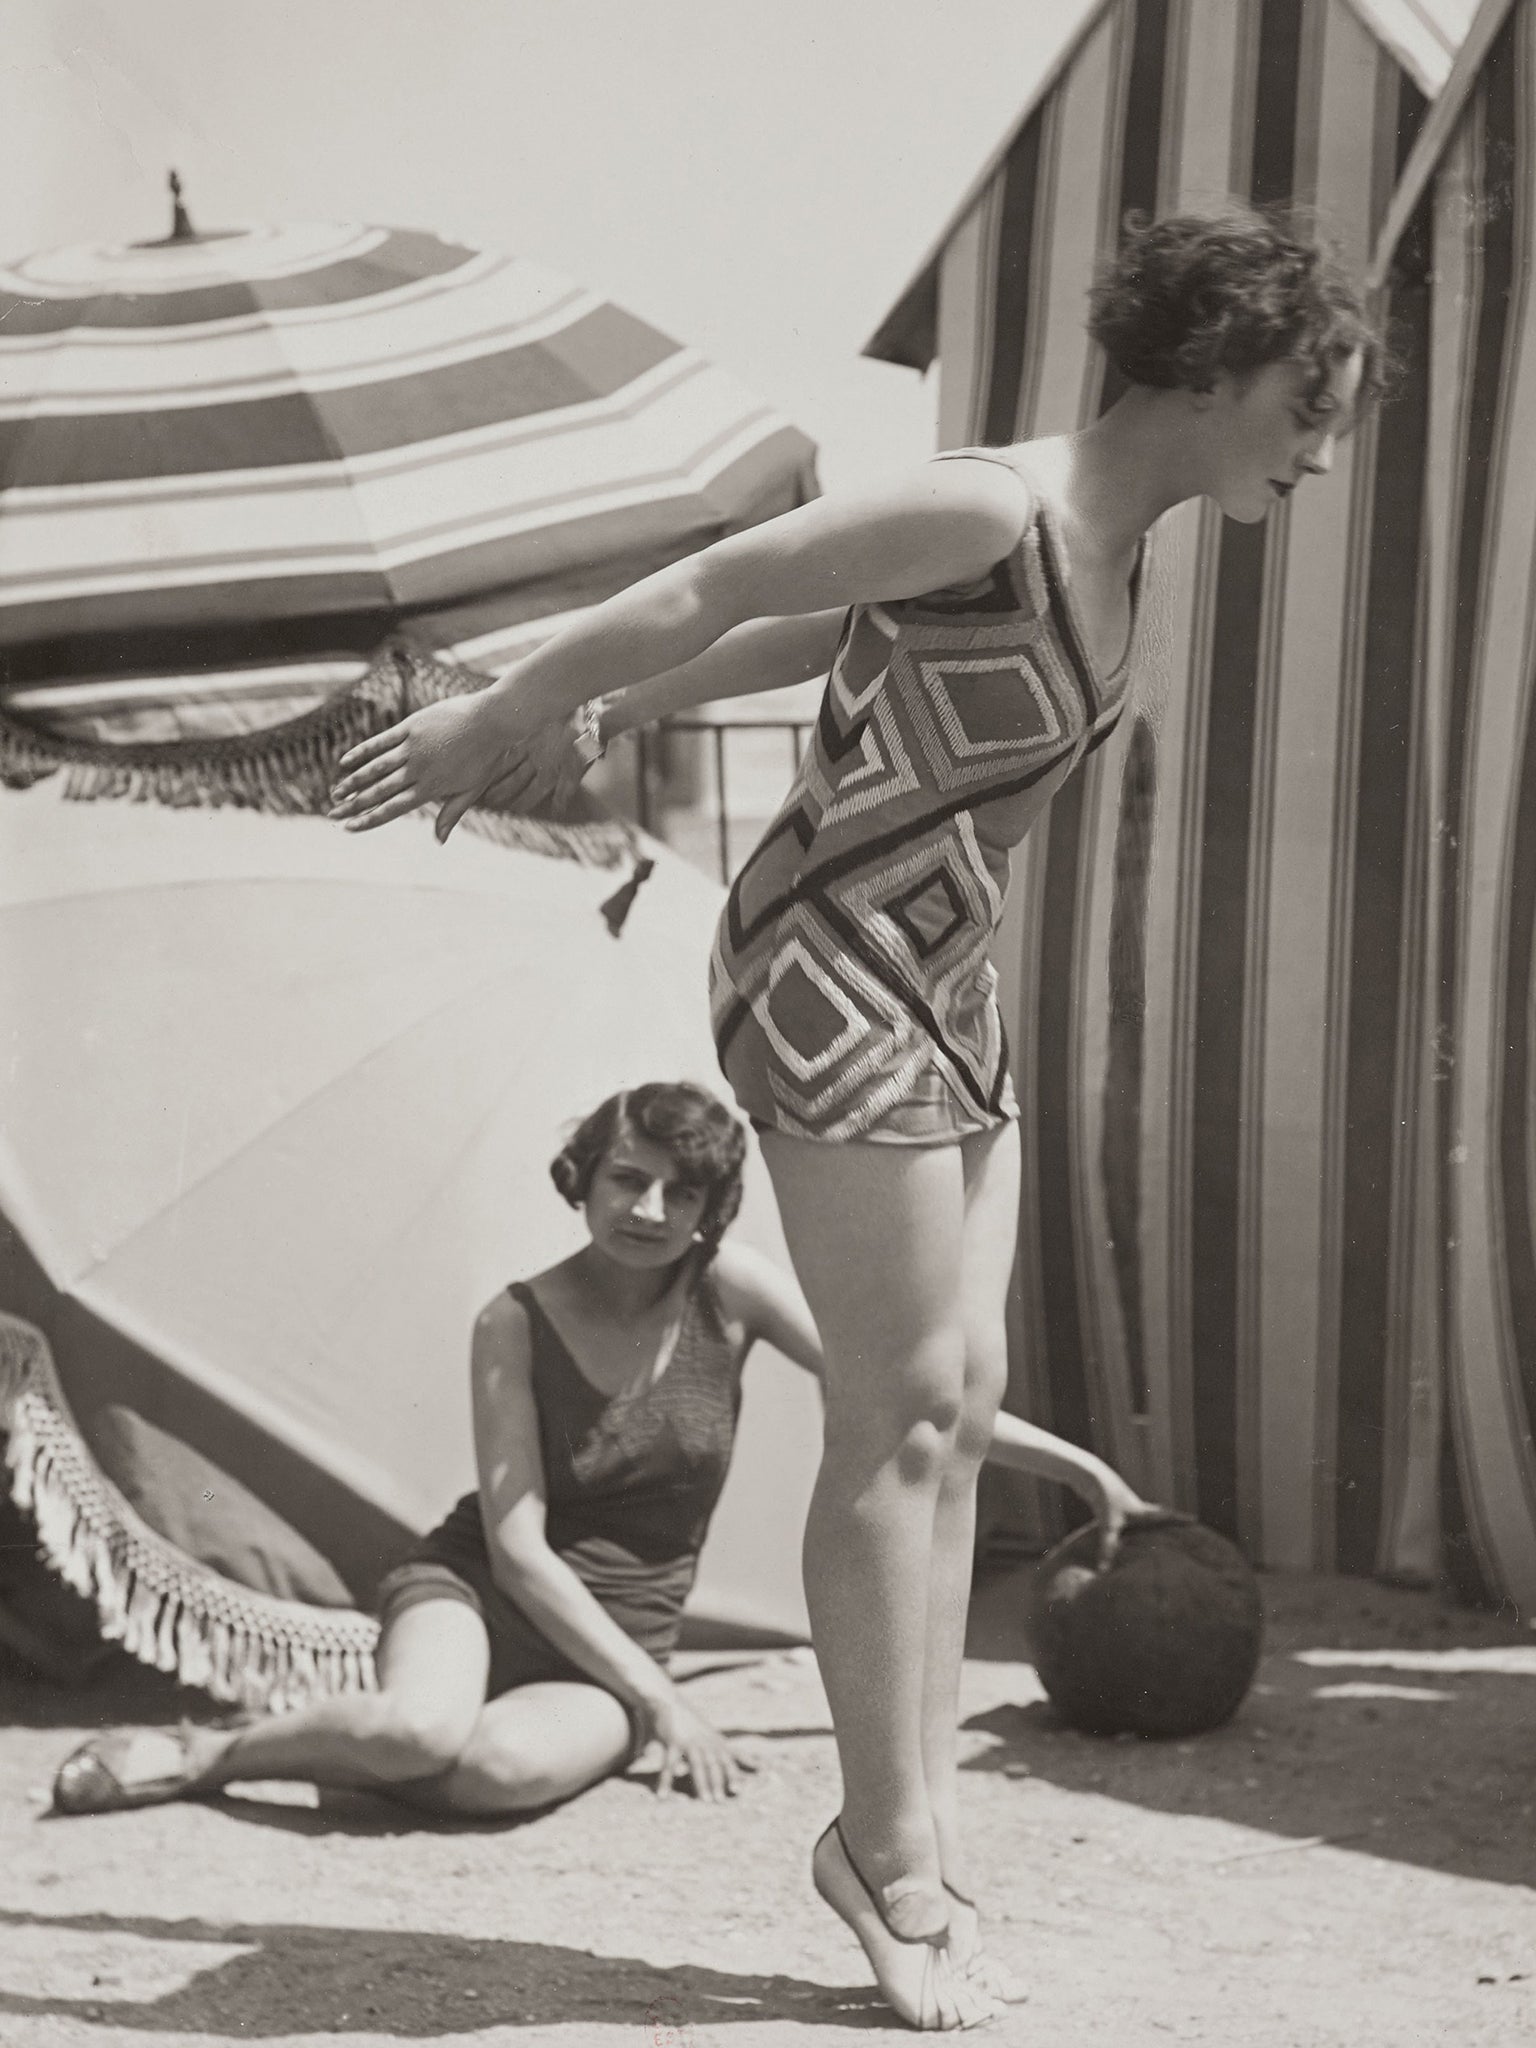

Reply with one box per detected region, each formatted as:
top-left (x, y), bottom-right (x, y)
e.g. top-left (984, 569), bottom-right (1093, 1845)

top-left (0, 221), bottom-right (816, 742)
top-left (0, 783), bottom-right (823, 1638)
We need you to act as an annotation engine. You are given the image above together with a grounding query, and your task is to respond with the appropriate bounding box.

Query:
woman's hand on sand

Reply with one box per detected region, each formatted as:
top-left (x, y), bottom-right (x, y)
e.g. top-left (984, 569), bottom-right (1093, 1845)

top-left (646, 1693), bottom-right (755, 1803)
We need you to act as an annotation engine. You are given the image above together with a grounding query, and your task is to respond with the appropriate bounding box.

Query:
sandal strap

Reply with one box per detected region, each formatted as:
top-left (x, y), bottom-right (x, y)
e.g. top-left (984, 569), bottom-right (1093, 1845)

top-left (52, 1727), bottom-right (201, 1814)
top-left (832, 1819), bottom-right (949, 1947)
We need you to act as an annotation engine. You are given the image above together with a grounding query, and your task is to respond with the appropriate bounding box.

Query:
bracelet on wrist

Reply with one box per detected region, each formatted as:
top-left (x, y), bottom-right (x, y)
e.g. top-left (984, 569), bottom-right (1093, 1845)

top-left (572, 697), bottom-right (608, 769)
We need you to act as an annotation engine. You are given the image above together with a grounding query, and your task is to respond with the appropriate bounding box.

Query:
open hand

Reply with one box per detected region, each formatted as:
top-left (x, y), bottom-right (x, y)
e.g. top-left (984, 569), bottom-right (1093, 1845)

top-left (645, 1693), bottom-right (756, 1803)
top-left (329, 695), bottom-right (517, 839)
top-left (475, 719), bottom-right (593, 820)
top-left (329, 692), bottom-right (598, 842)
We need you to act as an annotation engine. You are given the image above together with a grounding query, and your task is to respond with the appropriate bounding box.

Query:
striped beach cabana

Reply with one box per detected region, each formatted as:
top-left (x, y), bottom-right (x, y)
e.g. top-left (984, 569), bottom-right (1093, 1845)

top-left (1362, 0), bottom-right (1536, 1606)
top-left (864, 0), bottom-right (1536, 1600)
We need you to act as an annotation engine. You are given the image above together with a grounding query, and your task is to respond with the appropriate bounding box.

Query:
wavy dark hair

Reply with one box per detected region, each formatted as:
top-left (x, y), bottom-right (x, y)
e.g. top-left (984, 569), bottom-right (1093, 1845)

top-left (1088, 207), bottom-right (1388, 410)
top-left (550, 1081), bottom-right (748, 1264)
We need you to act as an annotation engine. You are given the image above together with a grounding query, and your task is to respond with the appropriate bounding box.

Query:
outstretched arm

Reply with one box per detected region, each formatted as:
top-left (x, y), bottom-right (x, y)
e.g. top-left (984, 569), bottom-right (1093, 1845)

top-left (984, 1413), bottom-right (1171, 1565)
top-left (329, 457), bottom-right (1030, 838)
top-left (596, 608), bottom-right (845, 747)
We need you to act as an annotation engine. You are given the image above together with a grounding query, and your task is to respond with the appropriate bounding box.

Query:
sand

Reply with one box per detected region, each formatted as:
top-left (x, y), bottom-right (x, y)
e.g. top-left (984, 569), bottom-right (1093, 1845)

top-left (0, 1566), bottom-right (1532, 2047)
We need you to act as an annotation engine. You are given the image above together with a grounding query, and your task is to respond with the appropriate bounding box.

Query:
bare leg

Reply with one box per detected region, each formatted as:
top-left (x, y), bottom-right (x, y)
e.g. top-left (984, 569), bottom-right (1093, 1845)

top-left (182, 1598), bottom-right (489, 1791)
top-left (53, 1599), bottom-right (494, 1813)
top-left (760, 1131), bottom-right (969, 1922)
top-left (403, 1680), bottom-right (635, 1816)
top-left (761, 1132), bottom-right (999, 2028)
top-left (923, 1121), bottom-right (1019, 1888)
top-left (924, 1123), bottom-right (1029, 2002)
top-left (177, 1600), bottom-right (492, 1796)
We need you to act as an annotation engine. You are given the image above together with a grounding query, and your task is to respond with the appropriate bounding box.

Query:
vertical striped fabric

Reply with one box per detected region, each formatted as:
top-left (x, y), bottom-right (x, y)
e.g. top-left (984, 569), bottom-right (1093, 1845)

top-left (869, 0), bottom-right (1536, 1597)
top-left (1409, 0), bottom-right (1536, 1606)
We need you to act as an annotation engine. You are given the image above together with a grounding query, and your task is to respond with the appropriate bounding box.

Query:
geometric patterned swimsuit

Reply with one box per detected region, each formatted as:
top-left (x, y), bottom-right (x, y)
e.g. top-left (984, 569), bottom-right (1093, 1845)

top-left (710, 450), bottom-right (1143, 1144)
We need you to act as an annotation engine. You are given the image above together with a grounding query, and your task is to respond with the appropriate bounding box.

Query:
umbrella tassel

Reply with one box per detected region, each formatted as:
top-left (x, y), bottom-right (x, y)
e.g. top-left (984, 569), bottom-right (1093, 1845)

top-left (122, 1576), bottom-right (161, 1661)
top-left (1, 645), bottom-right (637, 868)
top-left (5, 1414), bottom-right (40, 1517)
top-left (268, 1639), bottom-right (295, 1714)
top-left (0, 1310), bottom-right (381, 1710)
top-left (154, 1589), bottom-right (182, 1674)
top-left (95, 1550), bottom-right (131, 1641)
top-left (176, 1605), bottom-right (215, 1694)
top-left (599, 856), bottom-right (656, 936)
top-left (209, 1618), bottom-right (234, 1699)
top-left (33, 1461), bottom-right (93, 1600)
top-left (232, 1626), bottom-right (261, 1710)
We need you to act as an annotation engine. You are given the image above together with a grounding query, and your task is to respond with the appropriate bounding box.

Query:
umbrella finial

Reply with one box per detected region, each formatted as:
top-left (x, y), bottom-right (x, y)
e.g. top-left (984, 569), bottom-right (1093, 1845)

top-left (168, 169), bottom-right (196, 241)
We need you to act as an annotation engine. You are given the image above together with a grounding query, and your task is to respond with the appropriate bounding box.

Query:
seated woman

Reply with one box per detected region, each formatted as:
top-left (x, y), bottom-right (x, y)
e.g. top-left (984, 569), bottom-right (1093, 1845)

top-left (53, 1080), bottom-right (1160, 1831)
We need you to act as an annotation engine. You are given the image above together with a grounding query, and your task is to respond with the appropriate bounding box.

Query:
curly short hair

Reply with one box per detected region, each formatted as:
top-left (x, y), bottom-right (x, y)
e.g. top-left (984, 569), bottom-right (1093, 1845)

top-left (550, 1081), bottom-right (748, 1264)
top-left (1088, 207), bottom-right (1386, 409)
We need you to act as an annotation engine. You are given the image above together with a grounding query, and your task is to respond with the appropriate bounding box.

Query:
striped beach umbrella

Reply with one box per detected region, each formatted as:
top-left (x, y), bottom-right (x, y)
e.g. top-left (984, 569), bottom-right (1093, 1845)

top-left (866, 0), bottom-right (1491, 1593)
top-left (0, 778), bottom-right (823, 1703)
top-left (0, 198), bottom-right (816, 747)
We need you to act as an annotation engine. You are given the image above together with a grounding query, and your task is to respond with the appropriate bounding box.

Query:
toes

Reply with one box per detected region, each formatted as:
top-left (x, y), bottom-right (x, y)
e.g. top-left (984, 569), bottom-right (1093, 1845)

top-left (928, 1949), bottom-right (1001, 2031)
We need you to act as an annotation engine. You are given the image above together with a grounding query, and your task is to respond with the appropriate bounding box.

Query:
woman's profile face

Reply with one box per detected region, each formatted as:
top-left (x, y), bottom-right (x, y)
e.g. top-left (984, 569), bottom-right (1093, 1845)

top-left (1203, 349), bottom-right (1363, 525)
top-left (584, 1126), bottom-right (710, 1269)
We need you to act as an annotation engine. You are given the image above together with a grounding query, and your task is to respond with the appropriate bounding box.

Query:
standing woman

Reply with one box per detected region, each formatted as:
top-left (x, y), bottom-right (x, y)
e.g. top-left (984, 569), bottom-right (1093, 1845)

top-left (331, 211), bottom-right (1384, 2029)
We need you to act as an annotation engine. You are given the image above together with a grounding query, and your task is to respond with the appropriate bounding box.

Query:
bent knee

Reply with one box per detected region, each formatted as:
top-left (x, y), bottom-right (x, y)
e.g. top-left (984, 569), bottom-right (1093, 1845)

top-left (450, 1745), bottom-right (562, 1812)
top-left (825, 1329), bottom-right (966, 1431)
top-left (449, 1721), bottom-right (627, 1814)
top-left (365, 1696), bottom-right (478, 1780)
top-left (827, 1392), bottom-right (964, 1483)
top-left (893, 1411), bottom-right (965, 1485)
top-left (826, 1384), bottom-right (965, 1481)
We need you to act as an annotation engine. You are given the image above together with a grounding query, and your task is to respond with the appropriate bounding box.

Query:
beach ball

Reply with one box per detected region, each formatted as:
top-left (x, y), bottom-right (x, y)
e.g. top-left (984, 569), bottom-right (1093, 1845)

top-left (1027, 1519), bottom-right (1264, 1737)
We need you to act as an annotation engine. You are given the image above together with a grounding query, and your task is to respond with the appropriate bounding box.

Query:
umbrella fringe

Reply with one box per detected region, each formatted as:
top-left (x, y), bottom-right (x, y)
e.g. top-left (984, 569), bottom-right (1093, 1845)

top-left (0, 1313), bottom-right (381, 1713)
top-left (0, 642), bottom-right (636, 869)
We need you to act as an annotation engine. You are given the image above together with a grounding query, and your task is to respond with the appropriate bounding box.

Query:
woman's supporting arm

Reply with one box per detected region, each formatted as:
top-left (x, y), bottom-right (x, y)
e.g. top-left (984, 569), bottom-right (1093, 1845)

top-left (712, 1238), bottom-right (826, 1383)
top-left (469, 1292), bottom-right (745, 1797)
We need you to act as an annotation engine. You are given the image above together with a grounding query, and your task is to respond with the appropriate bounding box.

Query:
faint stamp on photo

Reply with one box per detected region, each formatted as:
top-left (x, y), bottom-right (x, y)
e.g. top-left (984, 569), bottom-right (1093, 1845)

top-left (645, 1992), bottom-right (694, 2047)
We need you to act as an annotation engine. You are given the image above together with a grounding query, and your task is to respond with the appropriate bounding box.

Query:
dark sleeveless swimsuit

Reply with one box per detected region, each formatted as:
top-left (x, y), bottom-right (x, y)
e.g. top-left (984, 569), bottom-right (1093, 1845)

top-left (376, 1269), bottom-right (744, 1744)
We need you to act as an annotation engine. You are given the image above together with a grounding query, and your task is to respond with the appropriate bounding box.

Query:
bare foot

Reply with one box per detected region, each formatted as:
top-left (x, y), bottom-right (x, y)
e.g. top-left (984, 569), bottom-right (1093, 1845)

top-left (812, 1821), bottom-right (998, 2031)
top-left (944, 1887), bottom-right (1029, 2005)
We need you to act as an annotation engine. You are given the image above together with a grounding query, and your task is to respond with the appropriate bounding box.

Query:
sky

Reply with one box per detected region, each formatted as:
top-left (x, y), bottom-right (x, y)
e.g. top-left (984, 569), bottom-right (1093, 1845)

top-left (3, 0), bottom-right (1090, 489)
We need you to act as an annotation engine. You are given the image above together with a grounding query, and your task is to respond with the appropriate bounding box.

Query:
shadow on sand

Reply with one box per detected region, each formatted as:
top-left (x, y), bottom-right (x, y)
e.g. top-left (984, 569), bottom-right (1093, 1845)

top-left (961, 1563), bottom-right (1536, 1891)
top-left (0, 1904), bottom-right (887, 2036)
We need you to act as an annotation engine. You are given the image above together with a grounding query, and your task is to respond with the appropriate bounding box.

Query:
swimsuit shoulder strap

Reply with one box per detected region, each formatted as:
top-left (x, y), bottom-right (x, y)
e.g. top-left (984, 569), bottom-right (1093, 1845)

top-left (505, 1279), bottom-right (584, 1380)
top-left (929, 445), bottom-right (1035, 496)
